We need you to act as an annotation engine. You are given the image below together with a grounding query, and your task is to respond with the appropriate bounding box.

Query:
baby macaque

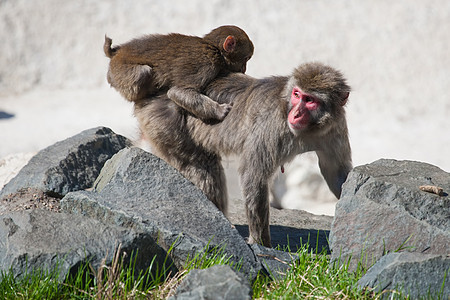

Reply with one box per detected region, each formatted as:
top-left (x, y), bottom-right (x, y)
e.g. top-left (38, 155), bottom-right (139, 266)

top-left (104, 25), bottom-right (254, 121)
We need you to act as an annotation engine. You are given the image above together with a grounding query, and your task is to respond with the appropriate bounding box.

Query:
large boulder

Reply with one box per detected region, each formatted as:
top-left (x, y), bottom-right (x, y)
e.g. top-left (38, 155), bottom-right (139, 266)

top-left (0, 128), bottom-right (172, 281)
top-left (330, 159), bottom-right (450, 271)
top-left (61, 147), bottom-right (262, 280)
top-left (357, 252), bottom-right (450, 299)
top-left (0, 208), bottom-right (172, 281)
top-left (0, 127), bottom-right (131, 198)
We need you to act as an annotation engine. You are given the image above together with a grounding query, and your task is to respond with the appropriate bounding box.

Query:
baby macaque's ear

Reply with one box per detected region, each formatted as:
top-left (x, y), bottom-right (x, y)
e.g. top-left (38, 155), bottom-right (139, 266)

top-left (223, 35), bottom-right (236, 52)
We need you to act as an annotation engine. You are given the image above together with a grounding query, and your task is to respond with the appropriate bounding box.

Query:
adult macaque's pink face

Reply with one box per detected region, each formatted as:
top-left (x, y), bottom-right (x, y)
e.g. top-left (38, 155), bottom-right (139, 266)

top-left (288, 87), bottom-right (319, 133)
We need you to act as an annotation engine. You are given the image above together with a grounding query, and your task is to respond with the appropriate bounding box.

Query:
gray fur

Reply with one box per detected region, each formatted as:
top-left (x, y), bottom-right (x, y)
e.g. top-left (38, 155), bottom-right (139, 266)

top-left (134, 62), bottom-right (352, 247)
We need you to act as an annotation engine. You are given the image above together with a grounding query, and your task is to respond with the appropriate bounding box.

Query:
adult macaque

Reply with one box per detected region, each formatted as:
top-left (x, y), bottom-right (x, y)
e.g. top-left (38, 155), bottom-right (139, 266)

top-left (104, 25), bottom-right (254, 121)
top-left (135, 62), bottom-right (352, 247)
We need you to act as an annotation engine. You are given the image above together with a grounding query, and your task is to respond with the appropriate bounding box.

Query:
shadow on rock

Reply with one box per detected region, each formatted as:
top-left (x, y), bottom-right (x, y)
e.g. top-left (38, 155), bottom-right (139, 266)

top-left (235, 225), bottom-right (330, 253)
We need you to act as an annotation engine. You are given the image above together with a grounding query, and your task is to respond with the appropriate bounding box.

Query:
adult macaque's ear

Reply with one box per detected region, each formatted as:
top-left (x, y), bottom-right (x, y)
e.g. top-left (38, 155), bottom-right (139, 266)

top-left (223, 35), bottom-right (236, 52)
top-left (341, 92), bottom-right (349, 106)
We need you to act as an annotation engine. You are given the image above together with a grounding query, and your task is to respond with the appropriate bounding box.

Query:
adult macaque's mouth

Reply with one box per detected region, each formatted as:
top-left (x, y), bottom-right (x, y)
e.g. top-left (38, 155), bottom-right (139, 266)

top-left (288, 106), bottom-right (308, 129)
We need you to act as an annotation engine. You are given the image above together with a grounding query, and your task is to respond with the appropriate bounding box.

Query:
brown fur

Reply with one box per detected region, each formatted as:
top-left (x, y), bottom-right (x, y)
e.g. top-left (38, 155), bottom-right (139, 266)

top-left (104, 25), bottom-right (254, 121)
top-left (135, 62), bottom-right (352, 247)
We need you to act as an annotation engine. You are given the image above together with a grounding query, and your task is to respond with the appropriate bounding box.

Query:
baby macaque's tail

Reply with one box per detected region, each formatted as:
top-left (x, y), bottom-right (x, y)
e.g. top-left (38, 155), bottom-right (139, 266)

top-left (103, 35), bottom-right (118, 58)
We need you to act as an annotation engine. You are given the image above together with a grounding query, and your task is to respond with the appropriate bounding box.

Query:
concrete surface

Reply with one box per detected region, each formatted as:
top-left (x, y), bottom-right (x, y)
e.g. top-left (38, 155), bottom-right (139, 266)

top-left (1, 0), bottom-right (449, 215)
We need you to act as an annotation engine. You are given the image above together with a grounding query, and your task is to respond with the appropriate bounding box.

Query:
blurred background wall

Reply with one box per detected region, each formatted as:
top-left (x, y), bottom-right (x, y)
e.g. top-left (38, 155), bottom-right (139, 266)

top-left (1, 0), bottom-right (449, 215)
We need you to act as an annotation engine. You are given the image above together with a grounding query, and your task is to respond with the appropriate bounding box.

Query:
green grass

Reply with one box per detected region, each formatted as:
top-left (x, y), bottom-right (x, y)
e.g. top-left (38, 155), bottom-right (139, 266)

top-left (252, 245), bottom-right (375, 299)
top-left (0, 242), bottom-right (409, 299)
top-left (183, 242), bottom-right (241, 271)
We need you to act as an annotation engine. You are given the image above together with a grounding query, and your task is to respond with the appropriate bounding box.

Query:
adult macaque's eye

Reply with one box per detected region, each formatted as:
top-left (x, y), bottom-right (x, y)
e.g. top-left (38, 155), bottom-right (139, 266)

top-left (293, 91), bottom-right (301, 98)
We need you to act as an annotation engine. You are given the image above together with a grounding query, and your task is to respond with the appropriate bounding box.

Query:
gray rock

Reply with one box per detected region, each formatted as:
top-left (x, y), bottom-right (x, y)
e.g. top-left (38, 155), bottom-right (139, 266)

top-left (0, 127), bottom-right (131, 198)
top-left (357, 252), bottom-right (450, 299)
top-left (61, 147), bottom-right (261, 280)
top-left (0, 209), bottom-right (172, 281)
top-left (250, 244), bottom-right (299, 280)
top-left (330, 159), bottom-right (450, 271)
top-left (170, 265), bottom-right (251, 300)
